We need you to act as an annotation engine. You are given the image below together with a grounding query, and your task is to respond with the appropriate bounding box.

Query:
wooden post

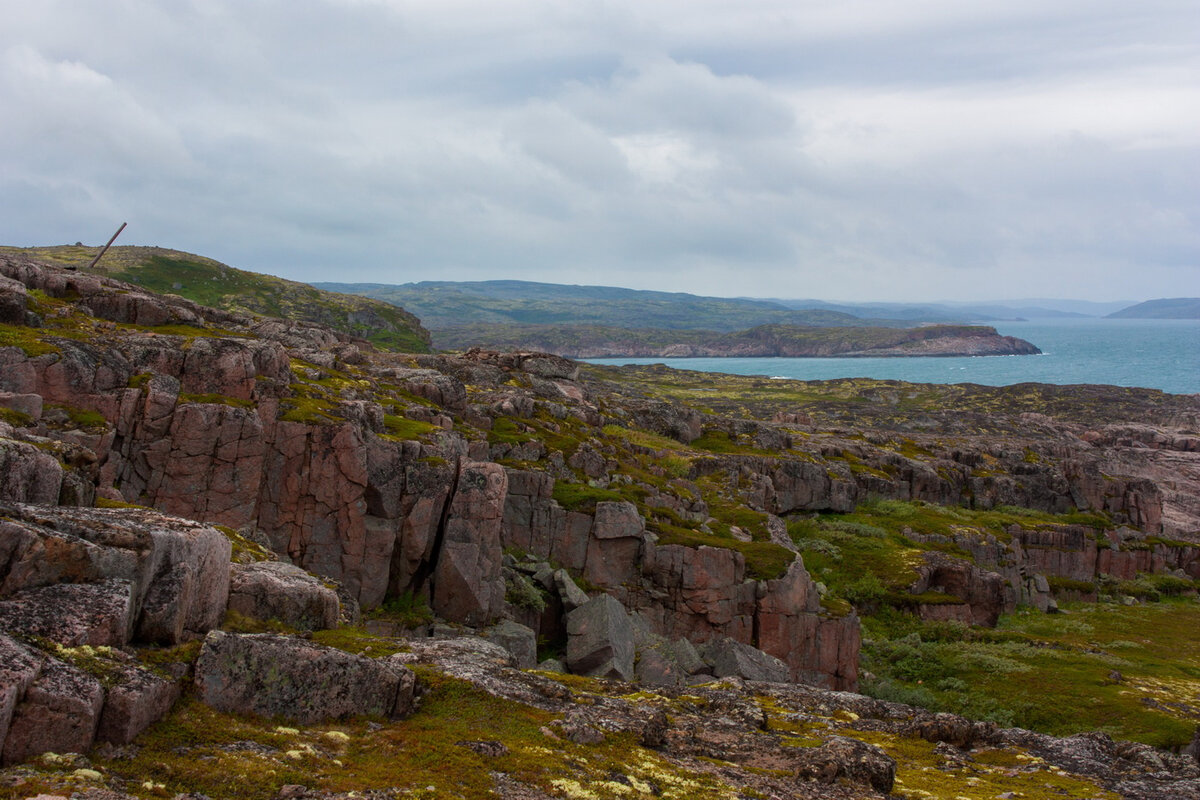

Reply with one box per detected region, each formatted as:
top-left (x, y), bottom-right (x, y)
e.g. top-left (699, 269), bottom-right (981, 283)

top-left (82, 222), bottom-right (127, 270)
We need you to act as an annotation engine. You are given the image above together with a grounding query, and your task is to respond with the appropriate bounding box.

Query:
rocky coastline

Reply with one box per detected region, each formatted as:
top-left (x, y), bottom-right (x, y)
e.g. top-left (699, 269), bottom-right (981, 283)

top-left (431, 322), bottom-right (1042, 358)
top-left (2, 251), bottom-right (1199, 799)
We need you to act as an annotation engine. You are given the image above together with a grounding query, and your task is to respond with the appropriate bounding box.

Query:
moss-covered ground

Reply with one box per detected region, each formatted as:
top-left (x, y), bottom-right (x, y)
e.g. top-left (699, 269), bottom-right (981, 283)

top-left (861, 599), bottom-right (1200, 749)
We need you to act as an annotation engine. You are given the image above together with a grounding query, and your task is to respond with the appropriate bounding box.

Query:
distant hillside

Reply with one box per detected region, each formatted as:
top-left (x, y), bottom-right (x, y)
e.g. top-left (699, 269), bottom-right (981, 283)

top-left (1, 245), bottom-right (431, 352)
top-left (1106, 298), bottom-right (1200, 320)
top-left (433, 322), bottom-right (1041, 358)
top-left (759, 298), bottom-right (1131, 320)
top-left (315, 279), bottom-right (913, 331)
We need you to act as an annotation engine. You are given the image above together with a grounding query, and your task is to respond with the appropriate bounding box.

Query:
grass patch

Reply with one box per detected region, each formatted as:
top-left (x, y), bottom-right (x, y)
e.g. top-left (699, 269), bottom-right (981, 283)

top-left (179, 392), bottom-right (255, 409)
top-left (862, 600), bottom-right (1200, 748)
top-left (0, 322), bottom-right (61, 356)
top-left (551, 482), bottom-right (633, 513)
top-left (650, 520), bottom-right (796, 582)
top-left (382, 414), bottom-right (437, 441)
top-left (0, 406), bottom-right (34, 427)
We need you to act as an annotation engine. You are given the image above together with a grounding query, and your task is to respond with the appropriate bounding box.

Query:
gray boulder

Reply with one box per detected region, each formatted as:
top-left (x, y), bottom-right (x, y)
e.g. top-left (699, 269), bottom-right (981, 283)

top-left (483, 620), bottom-right (538, 669)
top-left (794, 735), bottom-right (896, 793)
top-left (227, 561), bottom-right (340, 631)
top-left (0, 438), bottom-right (62, 505)
top-left (194, 631), bottom-right (417, 724)
top-left (2, 657), bottom-right (103, 765)
top-left (553, 568), bottom-right (590, 613)
top-left (703, 637), bottom-right (789, 683)
top-left (565, 594), bottom-right (634, 681)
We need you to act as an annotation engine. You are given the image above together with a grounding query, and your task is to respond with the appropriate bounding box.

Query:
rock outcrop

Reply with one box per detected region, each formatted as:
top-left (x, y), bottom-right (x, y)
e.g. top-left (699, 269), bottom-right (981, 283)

top-left (1, 250), bottom-right (1199, 776)
top-left (193, 631), bottom-right (417, 724)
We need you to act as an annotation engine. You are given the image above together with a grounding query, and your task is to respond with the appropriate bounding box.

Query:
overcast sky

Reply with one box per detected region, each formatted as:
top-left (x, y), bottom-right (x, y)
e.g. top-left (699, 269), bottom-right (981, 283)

top-left (2, 1), bottom-right (1197, 302)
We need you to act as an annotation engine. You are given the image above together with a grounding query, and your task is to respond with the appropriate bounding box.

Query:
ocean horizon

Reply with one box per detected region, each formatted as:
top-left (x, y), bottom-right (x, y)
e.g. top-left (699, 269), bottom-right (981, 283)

top-left (585, 318), bottom-right (1200, 395)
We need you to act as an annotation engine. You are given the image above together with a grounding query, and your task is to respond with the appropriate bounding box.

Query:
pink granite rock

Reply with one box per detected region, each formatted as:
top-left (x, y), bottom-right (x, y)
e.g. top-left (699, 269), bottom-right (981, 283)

top-left (0, 438), bottom-right (63, 505)
top-left (0, 579), bottom-right (133, 646)
top-left (95, 662), bottom-right (181, 745)
top-left (431, 462), bottom-right (508, 626)
top-left (2, 658), bottom-right (103, 765)
top-left (227, 561), bottom-right (340, 631)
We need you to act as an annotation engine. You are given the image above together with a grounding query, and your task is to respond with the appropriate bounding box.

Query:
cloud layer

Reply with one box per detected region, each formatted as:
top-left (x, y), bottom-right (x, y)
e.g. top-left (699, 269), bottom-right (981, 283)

top-left (2, 0), bottom-right (1196, 301)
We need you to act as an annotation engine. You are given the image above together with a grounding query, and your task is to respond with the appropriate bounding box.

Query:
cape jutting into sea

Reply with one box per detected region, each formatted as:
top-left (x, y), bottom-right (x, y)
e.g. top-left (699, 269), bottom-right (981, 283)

top-left (585, 319), bottom-right (1200, 395)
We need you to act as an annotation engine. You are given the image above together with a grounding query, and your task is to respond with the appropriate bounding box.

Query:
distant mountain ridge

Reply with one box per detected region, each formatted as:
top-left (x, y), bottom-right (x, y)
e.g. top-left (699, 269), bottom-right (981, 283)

top-left (316, 279), bottom-right (928, 331)
top-left (1106, 298), bottom-right (1200, 320)
top-left (318, 278), bottom-right (1136, 332)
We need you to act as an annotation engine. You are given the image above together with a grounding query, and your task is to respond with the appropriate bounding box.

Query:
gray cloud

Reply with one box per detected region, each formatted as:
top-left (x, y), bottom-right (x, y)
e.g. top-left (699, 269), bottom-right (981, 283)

top-left (0, 0), bottom-right (1196, 302)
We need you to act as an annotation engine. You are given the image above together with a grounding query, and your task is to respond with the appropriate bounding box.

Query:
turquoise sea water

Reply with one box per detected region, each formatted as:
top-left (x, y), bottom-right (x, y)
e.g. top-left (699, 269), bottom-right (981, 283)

top-left (585, 319), bottom-right (1200, 395)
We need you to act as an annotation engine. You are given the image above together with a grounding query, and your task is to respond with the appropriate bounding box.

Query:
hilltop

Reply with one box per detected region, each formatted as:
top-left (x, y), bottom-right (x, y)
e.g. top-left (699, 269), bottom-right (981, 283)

top-left (0, 244), bottom-right (432, 352)
top-left (1107, 297), bottom-right (1200, 320)
top-left (315, 278), bottom-right (913, 331)
top-left (2, 251), bottom-right (1200, 799)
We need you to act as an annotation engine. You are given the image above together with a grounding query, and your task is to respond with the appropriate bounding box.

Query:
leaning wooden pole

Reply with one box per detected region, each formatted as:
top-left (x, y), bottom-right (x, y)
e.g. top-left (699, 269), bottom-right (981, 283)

top-left (84, 222), bottom-right (127, 270)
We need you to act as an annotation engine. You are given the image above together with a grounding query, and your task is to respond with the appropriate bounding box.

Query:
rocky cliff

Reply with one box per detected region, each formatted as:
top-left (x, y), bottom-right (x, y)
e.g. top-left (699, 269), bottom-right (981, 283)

top-left (2, 251), bottom-right (1199, 797)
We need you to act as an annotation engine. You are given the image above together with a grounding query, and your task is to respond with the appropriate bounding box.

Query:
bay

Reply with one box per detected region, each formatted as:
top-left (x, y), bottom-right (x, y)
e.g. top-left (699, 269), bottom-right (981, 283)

top-left (585, 319), bottom-right (1200, 395)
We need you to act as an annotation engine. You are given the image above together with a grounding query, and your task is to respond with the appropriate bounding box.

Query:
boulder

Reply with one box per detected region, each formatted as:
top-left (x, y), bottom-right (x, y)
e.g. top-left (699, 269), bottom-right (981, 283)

top-left (2, 658), bottom-right (104, 765)
top-left (0, 504), bottom-right (231, 645)
top-left (194, 631), bottom-right (417, 724)
top-left (702, 637), bottom-right (789, 683)
top-left (0, 392), bottom-right (42, 422)
top-left (0, 579), bottom-right (133, 646)
top-left (553, 568), bottom-right (590, 613)
top-left (483, 620), bottom-right (538, 669)
top-left (227, 561), bottom-right (340, 631)
top-left (794, 735), bottom-right (896, 793)
top-left (0, 634), bottom-right (43, 752)
top-left (0, 438), bottom-right (63, 505)
top-left (565, 594), bottom-right (634, 681)
top-left (96, 662), bottom-right (181, 745)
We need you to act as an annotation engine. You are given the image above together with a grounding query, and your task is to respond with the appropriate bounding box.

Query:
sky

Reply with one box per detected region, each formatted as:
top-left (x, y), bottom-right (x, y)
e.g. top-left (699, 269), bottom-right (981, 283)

top-left (1, 1), bottom-right (1197, 303)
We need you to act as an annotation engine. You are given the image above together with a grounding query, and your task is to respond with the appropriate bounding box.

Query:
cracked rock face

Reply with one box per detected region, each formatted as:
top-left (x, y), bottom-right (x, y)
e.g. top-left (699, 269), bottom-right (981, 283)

top-left (0, 503), bottom-right (231, 645)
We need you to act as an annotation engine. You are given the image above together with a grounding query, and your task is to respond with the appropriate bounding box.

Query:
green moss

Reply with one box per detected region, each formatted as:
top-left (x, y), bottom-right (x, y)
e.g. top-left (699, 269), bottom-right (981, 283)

top-left (178, 392), bottom-right (255, 409)
top-left (127, 372), bottom-right (153, 389)
top-left (488, 416), bottom-right (536, 445)
top-left (551, 482), bottom-right (630, 513)
top-left (382, 414), bottom-right (436, 441)
top-left (0, 322), bottom-right (61, 356)
top-left (44, 403), bottom-right (108, 430)
top-left (279, 394), bottom-right (342, 425)
top-left (94, 496), bottom-right (149, 510)
top-left (366, 591), bottom-right (435, 629)
top-left (220, 610), bottom-right (297, 635)
top-left (214, 525), bottom-right (273, 563)
top-left (0, 407), bottom-right (34, 427)
top-left (1046, 576), bottom-right (1096, 594)
top-left (650, 521), bottom-right (796, 582)
top-left (310, 627), bottom-right (409, 658)
top-left (863, 600), bottom-right (1200, 748)
top-left (851, 729), bottom-right (1119, 800)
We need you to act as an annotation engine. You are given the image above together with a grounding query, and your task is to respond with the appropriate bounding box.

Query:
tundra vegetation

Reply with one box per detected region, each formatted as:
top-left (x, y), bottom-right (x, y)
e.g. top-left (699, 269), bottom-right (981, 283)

top-left (1, 249), bottom-right (1198, 799)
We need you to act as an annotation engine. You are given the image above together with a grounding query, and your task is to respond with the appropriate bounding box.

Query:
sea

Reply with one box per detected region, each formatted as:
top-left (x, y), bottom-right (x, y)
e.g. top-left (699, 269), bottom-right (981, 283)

top-left (585, 319), bottom-right (1200, 395)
